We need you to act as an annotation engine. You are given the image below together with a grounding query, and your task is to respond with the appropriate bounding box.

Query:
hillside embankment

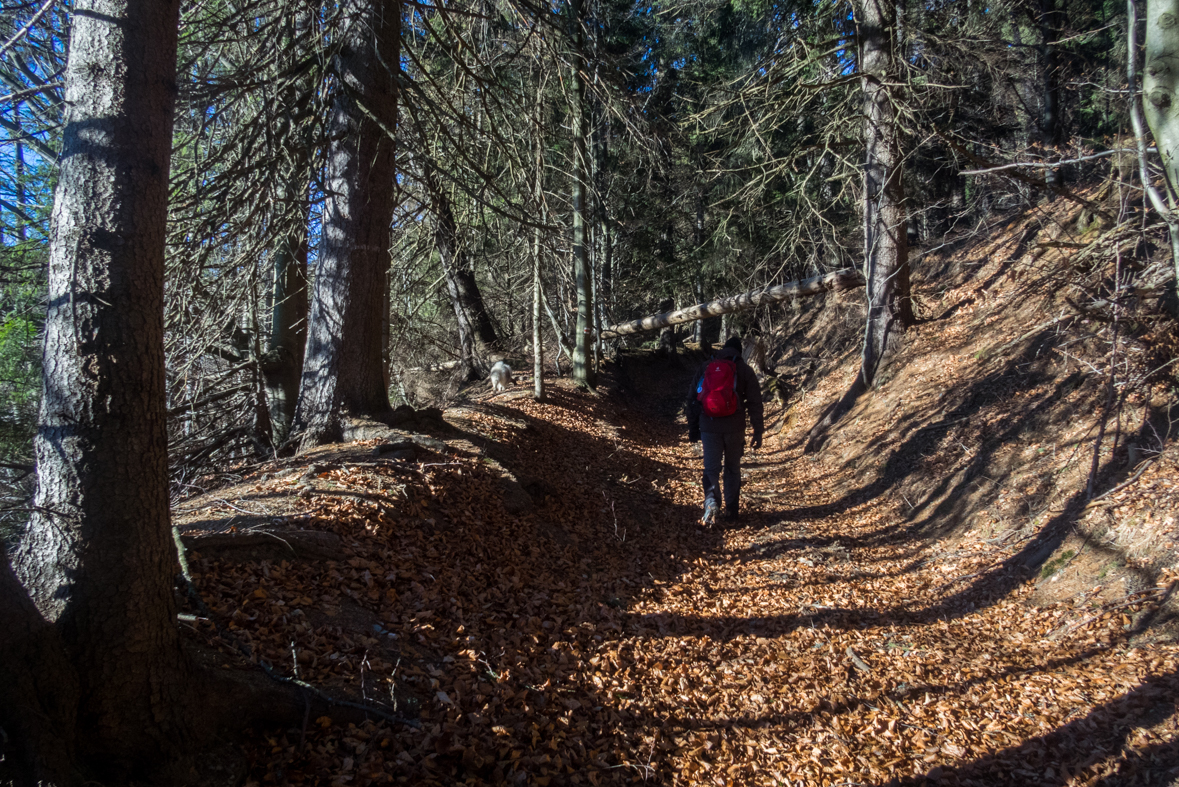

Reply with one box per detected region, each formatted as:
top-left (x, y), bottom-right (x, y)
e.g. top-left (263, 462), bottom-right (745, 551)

top-left (174, 197), bottom-right (1179, 785)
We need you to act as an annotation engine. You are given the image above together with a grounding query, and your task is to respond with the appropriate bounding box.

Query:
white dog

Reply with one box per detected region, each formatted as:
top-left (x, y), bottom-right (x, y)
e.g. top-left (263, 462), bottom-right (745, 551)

top-left (489, 361), bottom-right (513, 393)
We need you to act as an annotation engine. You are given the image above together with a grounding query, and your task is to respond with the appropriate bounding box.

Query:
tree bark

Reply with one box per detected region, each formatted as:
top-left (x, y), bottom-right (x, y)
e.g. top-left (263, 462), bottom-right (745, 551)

top-left (1133, 0), bottom-right (1179, 286)
top-left (0, 551), bottom-right (78, 785)
top-left (420, 161), bottom-right (499, 380)
top-left (1038, 0), bottom-right (1064, 191)
top-left (533, 220), bottom-right (546, 401)
top-left (293, 0), bottom-right (400, 447)
top-left (600, 268), bottom-right (865, 339)
top-left (656, 298), bottom-right (679, 355)
top-left (263, 17), bottom-right (313, 445)
top-left (264, 180), bottom-right (309, 445)
top-left (859, 0), bottom-right (914, 379)
top-left (692, 189), bottom-right (706, 346)
top-left (1144, 0), bottom-right (1179, 204)
top-left (570, 0), bottom-right (596, 388)
top-left (1037, 0), bottom-right (1063, 147)
top-left (10, 0), bottom-right (191, 775)
top-left (804, 0), bottom-right (913, 452)
top-left (533, 111), bottom-right (547, 401)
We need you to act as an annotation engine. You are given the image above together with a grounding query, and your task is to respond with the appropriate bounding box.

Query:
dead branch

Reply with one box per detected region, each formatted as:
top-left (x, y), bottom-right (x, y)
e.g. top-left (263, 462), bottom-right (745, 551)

top-left (600, 268), bottom-right (865, 340)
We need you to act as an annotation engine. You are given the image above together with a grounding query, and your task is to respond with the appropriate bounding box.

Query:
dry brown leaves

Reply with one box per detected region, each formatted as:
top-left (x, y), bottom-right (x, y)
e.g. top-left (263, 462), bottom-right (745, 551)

top-left (179, 359), bottom-right (1179, 786)
top-left (181, 212), bottom-right (1179, 787)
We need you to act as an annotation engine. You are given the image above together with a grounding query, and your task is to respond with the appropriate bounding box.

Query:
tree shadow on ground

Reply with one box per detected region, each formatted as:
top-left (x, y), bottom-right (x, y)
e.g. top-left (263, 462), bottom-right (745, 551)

top-left (881, 666), bottom-right (1179, 786)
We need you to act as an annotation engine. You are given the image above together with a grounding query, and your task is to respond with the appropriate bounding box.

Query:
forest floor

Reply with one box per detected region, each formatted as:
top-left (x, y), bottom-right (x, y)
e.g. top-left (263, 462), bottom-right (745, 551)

top-left (178, 346), bottom-right (1179, 786)
top-left (172, 188), bottom-right (1179, 787)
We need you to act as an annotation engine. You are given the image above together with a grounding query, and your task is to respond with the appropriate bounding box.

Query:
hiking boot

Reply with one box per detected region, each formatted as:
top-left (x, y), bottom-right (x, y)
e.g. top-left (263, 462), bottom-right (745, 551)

top-left (701, 500), bottom-right (719, 527)
top-left (723, 509), bottom-right (740, 524)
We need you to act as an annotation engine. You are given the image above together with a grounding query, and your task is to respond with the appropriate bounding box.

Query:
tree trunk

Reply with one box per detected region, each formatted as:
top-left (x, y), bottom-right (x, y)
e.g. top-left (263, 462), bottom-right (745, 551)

top-left (264, 13), bottom-right (314, 445)
top-left (264, 180), bottom-right (309, 445)
top-left (692, 188), bottom-right (706, 346)
top-left (10, 0), bottom-right (192, 776)
top-left (656, 298), bottom-right (679, 355)
top-left (596, 123), bottom-right (613, 350)
top-left (859, 0), bottom-right (914, 373)
top-left (421, 162), bottom-right (499, 380)
top-left (1144, 0), bottom-right (1179, 205)
top-left (570, 0), bottom-right (596, 388)
top-left (600, 268), bottom-right (865, 339)
top-left (1038, 0), bottom-right (1064, 191)
top-left (0, 551), bottom-right (78, 785)
top-left (15, 130), bottom-right (27, 242)
top-left (533, 113), bottom-right (548, 401)
top-left (805, 0), bottom-right (913, 452)
top-left (533, 219), bottom-right (547, 401)
top-left (293, 0), bottom-right (400, 447)
top-left (1134, 0), bottom-right (1179, 286)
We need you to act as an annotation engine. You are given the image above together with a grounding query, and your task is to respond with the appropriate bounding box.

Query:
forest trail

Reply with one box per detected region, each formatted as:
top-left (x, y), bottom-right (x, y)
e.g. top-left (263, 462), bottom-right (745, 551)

top-left (180, 350), bottom-right (1179, 786)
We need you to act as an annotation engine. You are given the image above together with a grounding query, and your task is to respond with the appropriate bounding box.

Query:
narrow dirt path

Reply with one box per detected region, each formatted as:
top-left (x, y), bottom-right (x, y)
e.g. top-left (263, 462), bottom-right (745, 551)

top-left (188, 352), bottom-right (1179, 786)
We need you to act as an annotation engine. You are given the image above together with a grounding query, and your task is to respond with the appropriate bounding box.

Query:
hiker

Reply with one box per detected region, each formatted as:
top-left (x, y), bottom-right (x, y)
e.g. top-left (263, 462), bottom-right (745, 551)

top-left (687, 335), bottom-right (764, 525)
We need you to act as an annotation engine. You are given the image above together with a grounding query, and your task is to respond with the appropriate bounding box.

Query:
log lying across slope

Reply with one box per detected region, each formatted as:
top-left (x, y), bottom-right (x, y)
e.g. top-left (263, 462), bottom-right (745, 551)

top-left (600, 267), bottom-right (865, 340)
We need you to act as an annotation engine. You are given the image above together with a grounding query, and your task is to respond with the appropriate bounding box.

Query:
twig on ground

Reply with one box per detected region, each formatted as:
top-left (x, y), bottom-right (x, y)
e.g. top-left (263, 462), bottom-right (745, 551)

top-left (846, 647), bottom-right (872, 673)
top-left (1050, 584), bottom-right (1172, 639)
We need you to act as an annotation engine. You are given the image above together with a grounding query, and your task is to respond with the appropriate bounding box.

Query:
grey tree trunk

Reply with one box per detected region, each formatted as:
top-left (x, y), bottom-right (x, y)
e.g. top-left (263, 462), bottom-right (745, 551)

top-left (692, 188), bottom-right (706, 346)
top-left (858, 0), bottom-right (914, 387)
top-left (601, 269), bottom-right (865, 339)
top-left (10, 0), bottom-right (191, 775)
top-left (293, 0), bottom-right (400, 447)
top-left (533, 222), bottom-right (546, 401)
top-left (1144, 0), bottom-right (1179, 203)
top-left (595, 122), bottom-right (613, 353)
top-left (533, 118), bottom-right (547, 401)
top-left (1136, 0), bottom-right (1179, 285)
top-left (805, 0), bottom-right (913, 452)
top-left (420, 161), bottom-right (499, 380)
top-left (570, 0), bottom-right (596, 388)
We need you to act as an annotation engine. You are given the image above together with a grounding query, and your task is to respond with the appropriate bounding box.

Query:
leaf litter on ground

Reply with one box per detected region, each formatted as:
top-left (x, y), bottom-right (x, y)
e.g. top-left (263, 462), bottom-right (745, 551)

top-left (174, 369), bottom-right (1179, 786)
top-left (178, 211), bottom-right (1179, 787)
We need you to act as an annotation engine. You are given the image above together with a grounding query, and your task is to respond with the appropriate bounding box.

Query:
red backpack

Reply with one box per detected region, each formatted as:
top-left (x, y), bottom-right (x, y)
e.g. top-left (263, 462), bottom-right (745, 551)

top-left (697, 359), bottom-right (739, 417)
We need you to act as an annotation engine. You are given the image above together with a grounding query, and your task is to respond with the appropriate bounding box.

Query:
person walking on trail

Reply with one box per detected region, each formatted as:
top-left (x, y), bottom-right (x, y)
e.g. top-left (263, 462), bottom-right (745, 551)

top-left (687, 335), bottom-right (764, 525)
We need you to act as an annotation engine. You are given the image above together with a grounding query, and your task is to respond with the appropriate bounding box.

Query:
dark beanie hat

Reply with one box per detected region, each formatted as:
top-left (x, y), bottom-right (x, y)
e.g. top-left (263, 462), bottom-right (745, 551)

top-left (723, 335), bottom-right (742, 352)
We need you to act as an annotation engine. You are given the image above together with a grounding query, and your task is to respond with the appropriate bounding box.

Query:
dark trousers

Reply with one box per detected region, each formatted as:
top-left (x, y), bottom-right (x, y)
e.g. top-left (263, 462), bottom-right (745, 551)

top-left (701, 431), bottom-right (744, 513)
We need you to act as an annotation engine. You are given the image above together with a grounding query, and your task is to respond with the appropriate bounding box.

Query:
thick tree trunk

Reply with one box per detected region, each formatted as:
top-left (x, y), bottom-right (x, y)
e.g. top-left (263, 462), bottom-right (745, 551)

top-left (570, 0), bottom-right (596, 388)
top-left (293, 0), bottom-right (399, 447)
top-left (600, 268), bottom-right (865, 339)
top-left (805, 0), bottom-right (912, 452)
top-left (1144, 0), bottom-right (1179, 204)
top-left (0, 551), bottom-right (78, 785)
top-left (1134, 0), bottom-right (1179, 286)
top-left (421, 162), bottom-right (499, 380)
top-left (10, 0), bottom-right (191, 776)
top-left (859, 0), bottom-right (914, 381)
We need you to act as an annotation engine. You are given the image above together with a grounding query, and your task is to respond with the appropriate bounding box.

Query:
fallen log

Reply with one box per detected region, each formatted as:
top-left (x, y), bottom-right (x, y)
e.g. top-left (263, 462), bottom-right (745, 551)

top-left (600, 268), bottom-right (865, 340)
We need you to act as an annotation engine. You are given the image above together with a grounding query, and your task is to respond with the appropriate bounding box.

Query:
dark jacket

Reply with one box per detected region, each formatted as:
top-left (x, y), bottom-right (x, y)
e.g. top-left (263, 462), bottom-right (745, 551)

top-left (686, 347), bottom-right (764, 439)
